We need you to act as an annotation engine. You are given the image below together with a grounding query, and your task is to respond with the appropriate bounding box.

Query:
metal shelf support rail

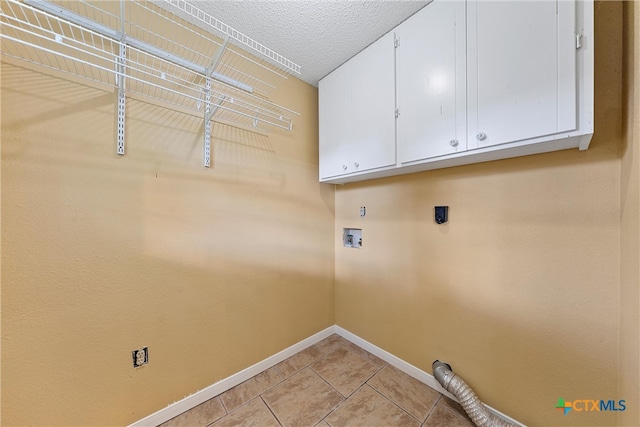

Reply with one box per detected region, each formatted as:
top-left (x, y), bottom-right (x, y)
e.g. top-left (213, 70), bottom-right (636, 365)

top-left (117, 0), bottom-right (127, 155)
top-left (0, 0), bottom-right (301, 167)
top-left (204, 37), bottom-right (229, 168)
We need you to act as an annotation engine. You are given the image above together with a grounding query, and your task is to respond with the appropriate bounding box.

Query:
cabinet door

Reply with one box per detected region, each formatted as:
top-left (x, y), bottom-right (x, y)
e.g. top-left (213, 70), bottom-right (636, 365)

top-left (318, 32), bottom-right (396, 180)
top-left (396, 0), bottom-right (466, 163)
top-left (467, 1), bottom-right (577, 149)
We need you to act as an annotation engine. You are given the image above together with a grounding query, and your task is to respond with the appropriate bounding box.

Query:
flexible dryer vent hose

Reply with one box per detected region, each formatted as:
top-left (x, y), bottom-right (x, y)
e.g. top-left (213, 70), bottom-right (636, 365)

top-left (432, 360), bottom-right (518, 427)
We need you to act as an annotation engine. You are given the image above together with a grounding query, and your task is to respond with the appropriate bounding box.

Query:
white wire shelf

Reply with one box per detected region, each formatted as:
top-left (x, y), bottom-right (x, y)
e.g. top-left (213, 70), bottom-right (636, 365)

top-left (0, 0), bottom-right (301, 165)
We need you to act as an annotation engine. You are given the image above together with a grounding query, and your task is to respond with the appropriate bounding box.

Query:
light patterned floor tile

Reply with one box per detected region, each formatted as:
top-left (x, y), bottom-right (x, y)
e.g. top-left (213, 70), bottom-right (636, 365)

top-left (367, 365), bottom-right (440, 422)
top-left (340, 340), bottom-right (387, 367)
top-left (325, 385), bottom-right (420, 427)
top-left (220, 367), bottom-right (283, 412)
top-left (310, 347), bottom-right (380, 397)
top-left (262, 368), bottom-right (344, 427)
top-left (436, 395), bottom-right (475, 424)
top-left (314, 334), bottom-right (350, 354)
top-left (159, 397), bottom-right (226, 427)
top-left (210, 397), bottom-right (281, 427)
top-left (423, 403), bottom-right (475, 427)
top-left (160, 337), bottom-right (464, 427)
top-left (274, 345), bottom-right (324, 378)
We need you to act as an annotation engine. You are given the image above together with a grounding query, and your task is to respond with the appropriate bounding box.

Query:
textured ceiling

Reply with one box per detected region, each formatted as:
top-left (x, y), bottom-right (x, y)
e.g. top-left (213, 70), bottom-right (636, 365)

top-left (189, 1), bottom-right (429, 86)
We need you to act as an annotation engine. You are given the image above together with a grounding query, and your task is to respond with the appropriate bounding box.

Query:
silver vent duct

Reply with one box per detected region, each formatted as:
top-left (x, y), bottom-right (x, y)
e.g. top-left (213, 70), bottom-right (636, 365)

top-left (432, 360), bottom-right (518, 427)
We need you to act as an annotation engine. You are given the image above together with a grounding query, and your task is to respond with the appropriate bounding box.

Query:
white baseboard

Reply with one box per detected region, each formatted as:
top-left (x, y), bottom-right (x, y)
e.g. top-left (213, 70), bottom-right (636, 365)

top-left (334, 326), bottom-right (525, 427)
top-left (130, 325), bottom-right (523, 427)
top-left (129, 326), bottom-right (336, 427)
top-left (333, 326), bottom-right (458, 401)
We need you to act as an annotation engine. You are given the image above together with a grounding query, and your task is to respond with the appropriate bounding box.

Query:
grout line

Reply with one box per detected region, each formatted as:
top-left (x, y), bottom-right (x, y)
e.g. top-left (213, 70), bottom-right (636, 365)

top-left (439, 403), bottom-right (476, 425)
top-left (273, 364), bottom-right (285, 378)
top-left (288, 365), bottom-right (345, 427)
top-left (365, 382), bottom-right (422, 424)
top-left (306, 363), bottom-right (346, 399)
top-left (339, 339), bottom-right (388, 369)
top-left (216, 369), bottom-right (287, 416)
top-left (367, 384), bottom-right (419, 423)
top-left (354, 364), bottom-right (386, 397)
top-left (422, 394), bottom-right (443, 425)
top-left (203, 414), bottom-right (224, 426)
top-left (259, 395), bottom-right (283, 427)
top-left (319, 382), bottom-right (364, 424)
top-left (277, 345), bottom-right (325, 379)
top-left (201, 398), bottom-right (227, 427)
top-left (322, 397), bottom-right (346, 426)
top-left (310, 343), bottom-right (386, 400)
top-left (218, 393), bottom-right (230, 415)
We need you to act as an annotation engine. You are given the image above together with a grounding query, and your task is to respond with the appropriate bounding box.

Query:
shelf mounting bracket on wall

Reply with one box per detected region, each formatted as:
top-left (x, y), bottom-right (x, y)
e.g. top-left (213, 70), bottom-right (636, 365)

top-left (116, 0), bottom-right (126, 156)
top-left (203, 37), bottom-right (229, 168)
top-left (116, 43), bottom-right (126, 155)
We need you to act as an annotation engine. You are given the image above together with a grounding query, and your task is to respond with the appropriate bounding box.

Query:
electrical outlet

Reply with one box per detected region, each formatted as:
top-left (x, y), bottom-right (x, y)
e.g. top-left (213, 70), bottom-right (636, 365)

top-left (132, 347), bottom-right (148, 368)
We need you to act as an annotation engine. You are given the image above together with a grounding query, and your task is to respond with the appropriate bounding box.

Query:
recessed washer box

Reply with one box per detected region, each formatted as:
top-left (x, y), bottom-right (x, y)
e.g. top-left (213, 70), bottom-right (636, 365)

top-left (343, 228), bottom-right (362, 248)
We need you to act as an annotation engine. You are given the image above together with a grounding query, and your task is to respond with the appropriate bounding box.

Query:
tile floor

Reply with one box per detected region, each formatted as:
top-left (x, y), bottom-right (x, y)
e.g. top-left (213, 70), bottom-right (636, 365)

top-left (160, 334), bottom-right (475, 427)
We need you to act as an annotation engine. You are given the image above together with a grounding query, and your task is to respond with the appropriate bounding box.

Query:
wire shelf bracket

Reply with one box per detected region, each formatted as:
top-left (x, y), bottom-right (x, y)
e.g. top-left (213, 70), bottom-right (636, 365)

top-left (117, 43), bottom-right (126, 155)
top-left (116, 0), bottom-right (126, 155)
top-left (203, 36), bottom-right (229, 168)
top-left (1, 0), bottom-right (301, 167)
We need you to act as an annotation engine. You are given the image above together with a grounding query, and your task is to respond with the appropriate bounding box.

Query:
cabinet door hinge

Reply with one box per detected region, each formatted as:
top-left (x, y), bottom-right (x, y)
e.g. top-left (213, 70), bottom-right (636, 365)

top-left (394, 37), bottom-right (400, 48)
top-left (395, 108), bottom-right (400, 118)
top-left (576, 33), bottom-right (583, 50)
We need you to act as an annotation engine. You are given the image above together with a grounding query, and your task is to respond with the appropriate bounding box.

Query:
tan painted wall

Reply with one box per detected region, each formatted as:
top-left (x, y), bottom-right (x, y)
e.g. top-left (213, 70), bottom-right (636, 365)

top-left (0, 54), bottom-right (334, 424)
top-left (335, 2), bottom-right (624, 426)
top-left (2, 2), bottom-right (636, 426)
top-left (620, 1), bottom-right (640, 426)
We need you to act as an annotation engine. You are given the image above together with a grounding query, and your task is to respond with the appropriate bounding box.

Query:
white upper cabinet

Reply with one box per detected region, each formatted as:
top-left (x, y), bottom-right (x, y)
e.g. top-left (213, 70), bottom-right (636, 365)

top-left (467, 1), bottom-right (577, 149)
top-left (318, 0), bottom-right (593, 184)
top-left (318, 32), bottom-right (396, 180)
top-left (396, 0), bottom-right (466, 163)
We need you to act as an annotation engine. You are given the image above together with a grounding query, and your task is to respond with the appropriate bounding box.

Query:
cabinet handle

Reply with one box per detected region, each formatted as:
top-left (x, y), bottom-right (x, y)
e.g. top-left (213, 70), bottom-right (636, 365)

top-left (476, 132), bottom-right (487, 141)
top-left (449, 139), bottom-right (459, 147)
top-left (354, 162), bottom-right (359, 168)
top-left (342, 164), bottom-right (348, 170)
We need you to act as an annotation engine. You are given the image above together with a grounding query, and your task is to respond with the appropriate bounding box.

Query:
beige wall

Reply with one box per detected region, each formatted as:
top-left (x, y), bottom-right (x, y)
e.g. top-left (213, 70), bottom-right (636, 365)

top-left (335, 2), bottom-right (626, 426)
top-left (0, 57), bottom-right (334, 424)
top-left (2, 2), bottom-right (638, 427)
top-left (620, 1), bottom-right (640, 426)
